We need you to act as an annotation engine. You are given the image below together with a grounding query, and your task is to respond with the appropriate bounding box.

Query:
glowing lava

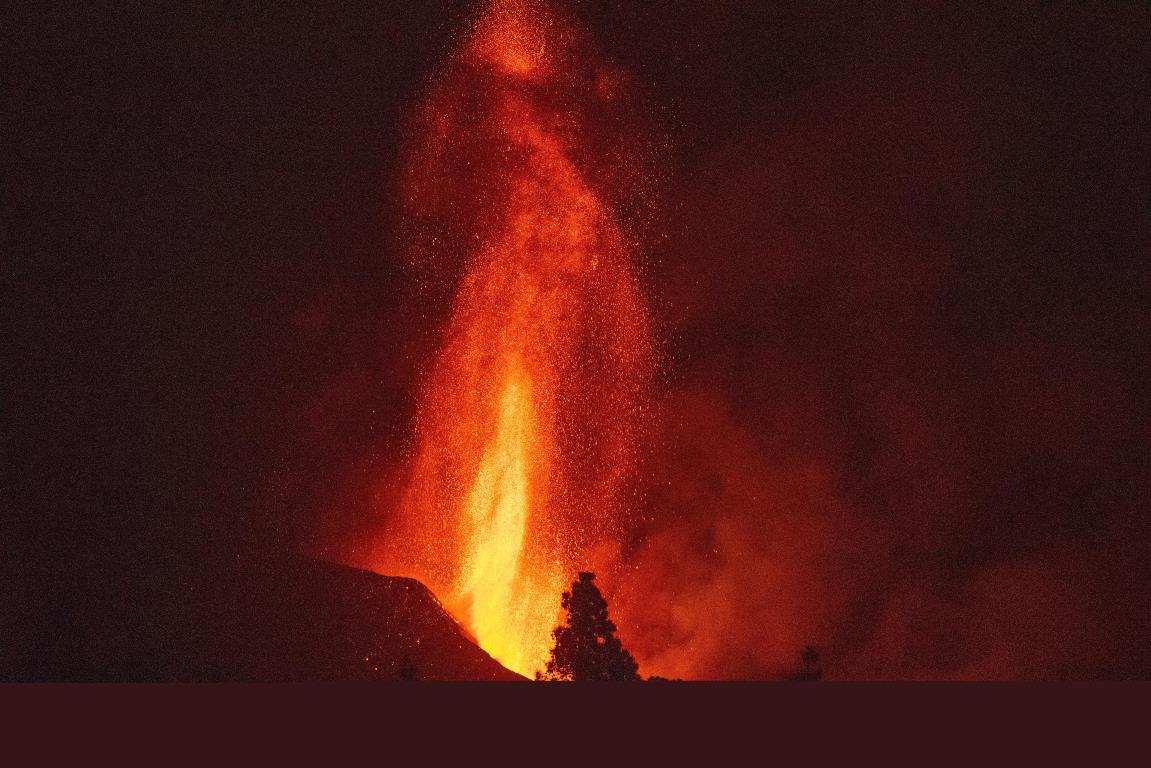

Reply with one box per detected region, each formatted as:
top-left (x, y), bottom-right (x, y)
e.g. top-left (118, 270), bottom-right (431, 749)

top-left (377, 0), bottom-right (654, 676)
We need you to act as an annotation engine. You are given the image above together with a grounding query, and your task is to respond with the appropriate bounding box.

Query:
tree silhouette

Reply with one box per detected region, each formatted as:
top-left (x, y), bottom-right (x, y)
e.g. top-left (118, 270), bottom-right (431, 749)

top-left (398, 654), bottom-right (419, 681)
top-left (784, 645), bottom-right (822, 681)
top-left (538, 572), bottom-right (640, 681)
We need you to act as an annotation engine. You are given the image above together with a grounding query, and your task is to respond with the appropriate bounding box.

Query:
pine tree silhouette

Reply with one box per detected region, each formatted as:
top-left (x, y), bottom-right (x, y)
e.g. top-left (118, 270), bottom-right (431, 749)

top-left (538, 572), bottom-right (640, 681)
top-left (783, 645), bottom-right (822, 681)
top-left (398, 654), bottom-right (419, 681)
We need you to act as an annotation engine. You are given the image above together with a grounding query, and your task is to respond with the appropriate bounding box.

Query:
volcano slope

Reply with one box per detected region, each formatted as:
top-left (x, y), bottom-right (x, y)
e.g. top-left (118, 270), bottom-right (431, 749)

top-left (1, 555), bottom-right (522, 681)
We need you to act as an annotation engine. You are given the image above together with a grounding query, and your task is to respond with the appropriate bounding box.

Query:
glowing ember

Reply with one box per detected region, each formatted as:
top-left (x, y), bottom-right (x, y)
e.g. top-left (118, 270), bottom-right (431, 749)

top-left (376, 0), bottom-right (653, 676)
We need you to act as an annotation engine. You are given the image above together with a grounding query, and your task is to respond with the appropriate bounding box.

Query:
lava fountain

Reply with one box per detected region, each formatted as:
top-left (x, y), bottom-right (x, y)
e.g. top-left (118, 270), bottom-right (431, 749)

top-left (374, 0), bottom-right (655, 677)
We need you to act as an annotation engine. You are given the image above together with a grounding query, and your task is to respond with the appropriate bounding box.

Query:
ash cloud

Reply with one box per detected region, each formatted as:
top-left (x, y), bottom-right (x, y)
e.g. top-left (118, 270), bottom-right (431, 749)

top-left (587, 5), bottom-right (1150, 677)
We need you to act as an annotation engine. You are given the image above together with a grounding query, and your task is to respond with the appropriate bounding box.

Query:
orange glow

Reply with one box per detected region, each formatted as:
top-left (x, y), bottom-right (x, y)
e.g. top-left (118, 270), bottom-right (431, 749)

top-left (472, 0), bottom-right (551, 80)
top-left (457, 365), bottom-right (545, 672)
top-left (375, 0), bottom-right (653, 677)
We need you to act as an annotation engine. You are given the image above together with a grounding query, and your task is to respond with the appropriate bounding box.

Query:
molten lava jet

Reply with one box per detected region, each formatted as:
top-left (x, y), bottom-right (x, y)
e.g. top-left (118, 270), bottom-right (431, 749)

top-left (374, 0), bottom-right (655, 677)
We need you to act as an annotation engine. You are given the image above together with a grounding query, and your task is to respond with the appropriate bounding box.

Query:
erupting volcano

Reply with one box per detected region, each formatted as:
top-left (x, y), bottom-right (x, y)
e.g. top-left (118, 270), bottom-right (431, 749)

top-left (374, 0), bottom-right (655, 676)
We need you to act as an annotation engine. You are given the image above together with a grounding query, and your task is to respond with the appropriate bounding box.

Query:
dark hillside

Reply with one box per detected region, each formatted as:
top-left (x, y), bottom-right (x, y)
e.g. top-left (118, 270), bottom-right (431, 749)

top-left (1, 555), bottom-right (521, 681)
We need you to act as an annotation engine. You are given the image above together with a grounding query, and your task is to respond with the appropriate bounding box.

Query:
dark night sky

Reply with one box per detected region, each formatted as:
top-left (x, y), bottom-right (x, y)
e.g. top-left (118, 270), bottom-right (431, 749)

top-left (5, 2), bottom-right (1150, 678)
